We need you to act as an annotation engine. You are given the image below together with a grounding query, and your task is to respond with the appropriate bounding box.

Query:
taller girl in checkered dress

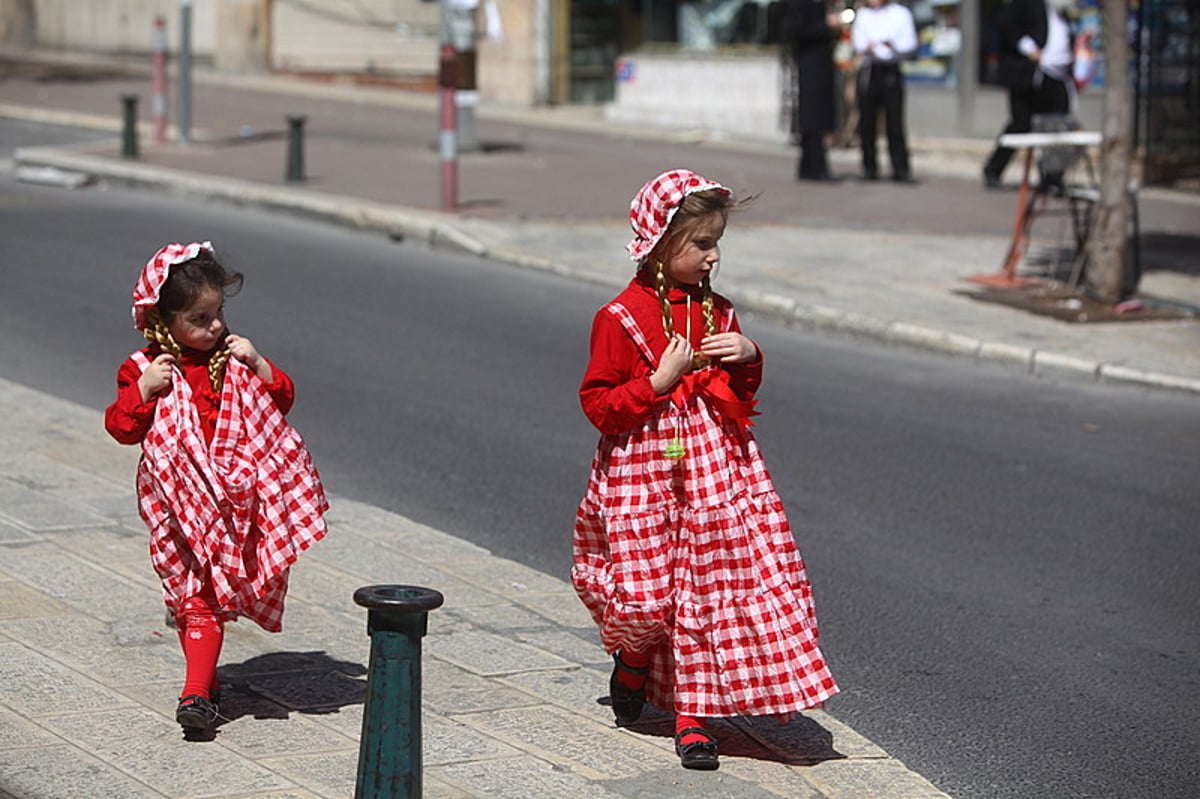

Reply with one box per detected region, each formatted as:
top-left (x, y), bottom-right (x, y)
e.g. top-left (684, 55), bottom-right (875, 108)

top-left (572, 170), bottom-right (838, 770)
top-left (105, 242), bottom-right (328, 734)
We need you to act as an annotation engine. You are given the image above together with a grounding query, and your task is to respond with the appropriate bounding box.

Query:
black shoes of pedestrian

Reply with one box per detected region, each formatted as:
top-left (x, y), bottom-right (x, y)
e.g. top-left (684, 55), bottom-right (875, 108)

top-left (675, 727), bottom-right (720, 770)
top-left (176, 694), bottom-right (218, 730)
top-left (983, 169), bottom-right (1002, 190)
top-left (609, 652), bottom-right (648, 725)
top-left (797, 172), bottom-right (840, 183)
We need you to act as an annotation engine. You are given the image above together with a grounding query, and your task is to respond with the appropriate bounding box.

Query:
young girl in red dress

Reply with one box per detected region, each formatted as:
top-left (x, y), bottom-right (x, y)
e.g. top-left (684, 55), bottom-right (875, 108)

top-left (572, 170), bottom-right (838, 770)
top-left (104, 241), bottom-right (328, 733)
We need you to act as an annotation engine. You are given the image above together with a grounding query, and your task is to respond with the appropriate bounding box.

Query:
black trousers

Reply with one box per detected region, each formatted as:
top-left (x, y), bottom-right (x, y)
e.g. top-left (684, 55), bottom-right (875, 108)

top-left (797, 129), bottom-right (830, 178)
top-left (983, 73), bottom-right (1071, 179)
top-left (857, 63), bottom-right (910, 179)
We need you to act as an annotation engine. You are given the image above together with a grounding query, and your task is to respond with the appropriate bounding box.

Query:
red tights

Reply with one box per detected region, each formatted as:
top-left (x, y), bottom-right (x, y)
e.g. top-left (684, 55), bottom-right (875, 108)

top-left (618, 650), bottom-right (709, 746)
top-left (175, 595), bottom-right (224, 700)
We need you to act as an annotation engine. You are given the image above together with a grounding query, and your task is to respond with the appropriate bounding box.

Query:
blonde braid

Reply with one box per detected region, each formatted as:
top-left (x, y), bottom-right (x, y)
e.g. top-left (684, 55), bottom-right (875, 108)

top-left (207, 347), bottom-right (231, 394)
top-left (692, 276), bottom-right (717, 368)
top-left (701, 276), bottom-right (717, 338)
top-left (142, 311), bottom-right (182, 361)
top-left (141, 309), bottom-right (230, 395)
top-left (654, 261), bottom-right (675, 338)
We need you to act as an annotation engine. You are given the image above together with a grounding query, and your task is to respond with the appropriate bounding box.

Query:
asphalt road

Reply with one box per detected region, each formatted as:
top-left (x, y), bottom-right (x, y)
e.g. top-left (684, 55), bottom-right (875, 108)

top-left (2, 129), bottom-right (1198, 799)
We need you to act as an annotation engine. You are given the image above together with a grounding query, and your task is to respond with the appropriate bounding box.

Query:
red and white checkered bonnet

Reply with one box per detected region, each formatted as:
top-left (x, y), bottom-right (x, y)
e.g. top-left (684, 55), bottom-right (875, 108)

top-left (131, 241), bottom-right (214, 330)
top-left (627, 169), bottom-right (730, 263)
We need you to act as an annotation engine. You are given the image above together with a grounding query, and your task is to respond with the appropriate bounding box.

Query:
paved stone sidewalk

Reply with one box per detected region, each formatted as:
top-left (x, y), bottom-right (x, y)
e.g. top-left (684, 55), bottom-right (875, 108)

top-left (0, 375), bottom-right (951, 799)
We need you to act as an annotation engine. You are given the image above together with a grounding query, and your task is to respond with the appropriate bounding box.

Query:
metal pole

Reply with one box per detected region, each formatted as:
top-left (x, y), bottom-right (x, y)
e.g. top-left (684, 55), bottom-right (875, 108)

top-left (353, 585), bottom-right (444, 799)
top-left (178, 0), bottom-right (193, 144)
top-left (152, 16), bottom-right (168, 144)
top-left (121, 95), bottom-right (139, 158)
top-left (956, 0), bottom-right (979, 137)
top-left (285, 115), bottom-right (306, 182)
top-left (438, 40), bottom-right (458, 211)
top-left (447, 0), bottom-right (480, 153)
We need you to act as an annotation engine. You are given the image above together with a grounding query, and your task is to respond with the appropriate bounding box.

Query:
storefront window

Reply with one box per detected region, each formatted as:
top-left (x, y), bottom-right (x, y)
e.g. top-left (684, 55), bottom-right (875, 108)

top-left (636, 0), bottom-right (784, 48)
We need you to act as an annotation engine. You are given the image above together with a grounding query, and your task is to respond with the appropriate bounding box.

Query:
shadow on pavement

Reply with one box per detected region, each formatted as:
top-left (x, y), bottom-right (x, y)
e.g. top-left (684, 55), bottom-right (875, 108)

top-left (210, 649), bottom-right (368, 732)
top-left (614, 702), bottom-right (845, 767)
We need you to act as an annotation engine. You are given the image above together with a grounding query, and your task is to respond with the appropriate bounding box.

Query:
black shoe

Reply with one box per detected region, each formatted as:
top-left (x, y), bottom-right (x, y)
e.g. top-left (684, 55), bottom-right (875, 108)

top-left (675, 727), bottom-right (720, 770)
top-left (1038, 176), bottom-right (1066, 197)
top-left (609, 653), bottom-right (648, 725)
top-left (176, 695), bottom-right (218, 730)
top-left (859, 171), bottom-right (879, 181)
top-left (892, 173), bottom-right (917, 185)
top-left (983, 170), bottom-right (1002, 190)
top-left (798, 172), bottom-right (840, 183)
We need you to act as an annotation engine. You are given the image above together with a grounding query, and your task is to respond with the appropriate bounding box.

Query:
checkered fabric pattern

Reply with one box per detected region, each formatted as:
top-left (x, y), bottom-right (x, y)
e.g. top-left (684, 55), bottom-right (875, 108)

top-left (132, 351), bottom-right (328, 633)
top-left (131, 241), bottom-right (214, 330)
top-left (626, 169), bottom-right (730, 263)
top-left (572, 303), bottom-right (838, 717)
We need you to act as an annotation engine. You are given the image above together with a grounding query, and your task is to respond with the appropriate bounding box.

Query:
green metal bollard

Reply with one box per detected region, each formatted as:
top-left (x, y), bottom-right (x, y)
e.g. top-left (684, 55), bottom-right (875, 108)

top-left (285, 115), bottom-right (307, 182)
top-left (353, 584), bottom-right (444, 799)
top-left (121, 94), bottom-right (139, 159)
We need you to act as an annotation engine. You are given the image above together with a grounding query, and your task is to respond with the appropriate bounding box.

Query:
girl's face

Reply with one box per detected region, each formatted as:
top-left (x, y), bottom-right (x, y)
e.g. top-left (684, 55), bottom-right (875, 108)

top-left (166, 286), bottom-right (227, 352)
top-left (664, 212), bottom-right (726, 287)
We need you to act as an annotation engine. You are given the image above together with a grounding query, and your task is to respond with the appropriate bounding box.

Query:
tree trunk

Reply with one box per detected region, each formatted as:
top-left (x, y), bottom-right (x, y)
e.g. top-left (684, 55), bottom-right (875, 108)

top-left (1086, 0), bottom-right (1135, 301)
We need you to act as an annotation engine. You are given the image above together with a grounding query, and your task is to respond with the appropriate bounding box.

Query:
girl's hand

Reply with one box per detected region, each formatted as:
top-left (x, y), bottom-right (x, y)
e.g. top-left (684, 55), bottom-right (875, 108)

top-left (137, 352), bottom-right (176, 402)
top-left (651, 334), bottom-right (694, 394)
top-left (225, 333), bottom-right (274, 383)
top-left (700, 332), bottom-right (758, 364)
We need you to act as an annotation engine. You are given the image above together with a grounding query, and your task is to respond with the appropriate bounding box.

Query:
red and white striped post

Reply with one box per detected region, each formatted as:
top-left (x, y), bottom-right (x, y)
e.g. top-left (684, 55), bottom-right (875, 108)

top-left (438, 42), bottom-right (458, 212)
top-left (151, 16), bottom-right (168, 144)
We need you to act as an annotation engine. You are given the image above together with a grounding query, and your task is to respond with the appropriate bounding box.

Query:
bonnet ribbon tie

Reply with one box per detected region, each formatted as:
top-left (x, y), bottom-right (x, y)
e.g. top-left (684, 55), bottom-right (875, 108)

top-left (670, 367), bottom-right (759, 428)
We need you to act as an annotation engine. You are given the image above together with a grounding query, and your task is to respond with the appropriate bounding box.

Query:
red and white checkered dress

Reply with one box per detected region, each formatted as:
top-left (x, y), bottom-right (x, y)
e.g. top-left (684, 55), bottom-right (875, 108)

top-left (131, 350), bottom-right (328, 633)
top-left (573, 292), bottom-right (838, 718)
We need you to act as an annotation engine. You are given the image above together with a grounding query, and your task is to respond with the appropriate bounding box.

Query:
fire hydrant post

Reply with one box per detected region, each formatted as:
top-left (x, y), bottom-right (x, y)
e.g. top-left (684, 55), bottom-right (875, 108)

top-left (285, 115), bottom-right (307, 183)
top-left (121, 94), bottom-right (139, 159)
top-left (353, 584), bottom-right (444, 799)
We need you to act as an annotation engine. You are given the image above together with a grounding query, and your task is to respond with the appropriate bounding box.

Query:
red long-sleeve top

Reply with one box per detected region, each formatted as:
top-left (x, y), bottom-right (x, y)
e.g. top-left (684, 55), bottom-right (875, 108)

top-left (580, 273), bottom-right (762, 436)
top-left (104, 345), bottom-right (294, 446)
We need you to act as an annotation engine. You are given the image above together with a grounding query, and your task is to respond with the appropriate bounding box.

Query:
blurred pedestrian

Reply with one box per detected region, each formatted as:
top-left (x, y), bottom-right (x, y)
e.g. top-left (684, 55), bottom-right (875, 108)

top-left (572, 169), bottom-right (839, 771)
top-left (782, 0), bottom-right (845, 181)
top-left (982, 0), bottom-right (1078, 191)
top-left (104, 242), bottom-right (328, 734)
top-left (851, 0), bottom-right (918, 182)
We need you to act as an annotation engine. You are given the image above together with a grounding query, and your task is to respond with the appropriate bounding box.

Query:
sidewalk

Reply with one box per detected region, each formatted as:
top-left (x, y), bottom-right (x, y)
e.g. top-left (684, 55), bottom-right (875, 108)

top-left (2, 50), bottom-right (1199, 398)
top-left (0, 373), bottom-right (952, 799)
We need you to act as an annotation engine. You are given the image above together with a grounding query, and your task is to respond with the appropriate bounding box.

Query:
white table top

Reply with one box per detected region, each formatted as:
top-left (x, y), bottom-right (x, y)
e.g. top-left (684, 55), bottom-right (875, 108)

top-left (998, 131), bottom-right (1103, 147)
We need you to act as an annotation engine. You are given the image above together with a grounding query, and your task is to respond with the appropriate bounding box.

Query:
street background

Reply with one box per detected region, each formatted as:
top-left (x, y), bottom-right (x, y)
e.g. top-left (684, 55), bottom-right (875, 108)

top-left (1, 50), bottom-right (1199, 799)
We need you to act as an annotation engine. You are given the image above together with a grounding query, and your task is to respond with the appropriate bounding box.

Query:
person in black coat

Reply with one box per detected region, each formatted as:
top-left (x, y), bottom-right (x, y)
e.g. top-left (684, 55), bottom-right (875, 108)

top-left (982, 0), bottom-right (1076, 190)
top-left (782, 0), bottom-right (843, 181)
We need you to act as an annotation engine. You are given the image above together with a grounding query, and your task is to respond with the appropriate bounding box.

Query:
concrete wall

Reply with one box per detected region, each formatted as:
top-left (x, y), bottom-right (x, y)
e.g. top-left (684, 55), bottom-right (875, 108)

top-left (0, 0), bottom-right (35, 47)
top-left (605, 52), bottom-right (791, 144)
top-left (604, 50), bottom-right (1106, 144)
top-left (215, 0), bottom-right (269, 73)
top-left (30, 0), bottom-right (216, 54)
top-left (271, 0), bottom-right (439, 76)
top-left (478, 0), bottom-right (541, 106)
